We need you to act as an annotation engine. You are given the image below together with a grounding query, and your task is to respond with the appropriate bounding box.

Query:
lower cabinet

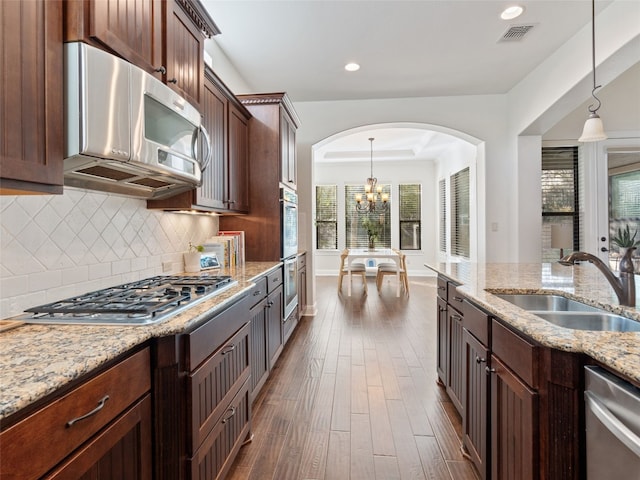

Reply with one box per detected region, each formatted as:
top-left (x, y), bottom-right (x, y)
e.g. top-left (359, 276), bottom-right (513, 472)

top-left (0, 347), bottom-right (152, 479)
top-left (153, 294), bottom-right (251, 480)
top-left (446, 289), bottom-right (583, 480)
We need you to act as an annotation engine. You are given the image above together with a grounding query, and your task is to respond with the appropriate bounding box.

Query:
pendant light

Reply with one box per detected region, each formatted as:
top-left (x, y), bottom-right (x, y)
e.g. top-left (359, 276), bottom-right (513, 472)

top-left (355, 138), bottom-right (389, 213)
top-left (578, 0), bottom-right (607, 142)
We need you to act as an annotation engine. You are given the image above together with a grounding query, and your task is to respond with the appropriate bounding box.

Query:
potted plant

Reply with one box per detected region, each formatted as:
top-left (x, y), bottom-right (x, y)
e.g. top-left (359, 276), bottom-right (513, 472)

top-left (611, 225), bottom-right (639, 274)
top-left (361, 217), bottom-right (380, 251)
top-left (184, 242), bottom-right (204, 273)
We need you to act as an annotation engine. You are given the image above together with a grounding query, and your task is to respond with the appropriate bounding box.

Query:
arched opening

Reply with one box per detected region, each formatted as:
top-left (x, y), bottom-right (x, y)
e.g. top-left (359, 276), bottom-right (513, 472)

top-left (311, 122), bottom-right (484, 277)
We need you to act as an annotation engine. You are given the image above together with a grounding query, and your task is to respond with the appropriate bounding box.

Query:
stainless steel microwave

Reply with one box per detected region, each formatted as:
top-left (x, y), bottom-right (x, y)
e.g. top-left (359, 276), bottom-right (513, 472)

top-left (64, 42), bottom-right (210, 199)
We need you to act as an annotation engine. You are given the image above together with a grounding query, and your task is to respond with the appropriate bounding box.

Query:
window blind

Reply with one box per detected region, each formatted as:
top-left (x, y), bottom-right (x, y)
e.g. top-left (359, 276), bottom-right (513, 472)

top-left (345, 184), bottom-right (391, 249)
top-left (315, 185), bottom-right (337, 250)
top-left (439, 179), bottom-right (446, 253)
top-left (399, 184), bottom-right (421, 250)
top-left (450, 168), bottom-right (470, 258)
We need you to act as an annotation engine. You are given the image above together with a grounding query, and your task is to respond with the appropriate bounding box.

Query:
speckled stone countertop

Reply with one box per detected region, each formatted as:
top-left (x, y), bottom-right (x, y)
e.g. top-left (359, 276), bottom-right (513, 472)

top-left (0, 262), bottom-right (281, 421)
top-left (428, 262), bottom-right (640, 384)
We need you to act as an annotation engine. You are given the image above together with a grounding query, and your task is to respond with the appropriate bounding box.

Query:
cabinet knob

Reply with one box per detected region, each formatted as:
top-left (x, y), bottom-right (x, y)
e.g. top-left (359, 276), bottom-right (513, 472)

top-left (167, 78), bottom-right (177, 84)
top-left (475, 356), bottom-right (487, 364)
top-left (253, 290), bottom-right (262, 296)
top-left (154, 66), bottom-right (166, 74)
top-left (485, 366), bottom-right (496, 374)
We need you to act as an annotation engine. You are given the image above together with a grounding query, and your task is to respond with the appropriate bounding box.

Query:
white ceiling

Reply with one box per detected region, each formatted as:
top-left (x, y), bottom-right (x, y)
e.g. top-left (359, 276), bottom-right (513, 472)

top-left (200, 0), bottom-right (632, 157)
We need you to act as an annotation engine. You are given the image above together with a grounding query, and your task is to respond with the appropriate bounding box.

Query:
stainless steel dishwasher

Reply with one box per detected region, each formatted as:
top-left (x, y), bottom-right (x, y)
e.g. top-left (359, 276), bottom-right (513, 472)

top-left (584, 366), bottom-right (640, 479)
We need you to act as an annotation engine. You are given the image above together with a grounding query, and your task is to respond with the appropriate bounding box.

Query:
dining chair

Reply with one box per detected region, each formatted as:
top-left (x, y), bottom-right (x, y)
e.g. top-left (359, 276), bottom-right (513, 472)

top-left (338, 249), bottom-right (367, 293)
top-left (376, 252), bottom-right (409, 295)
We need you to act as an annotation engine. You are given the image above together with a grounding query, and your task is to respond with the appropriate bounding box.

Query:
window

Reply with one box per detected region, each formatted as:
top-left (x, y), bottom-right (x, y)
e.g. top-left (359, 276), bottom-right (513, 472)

top-left (541, 147), bottom-right (579, 262)
top-left (439, 179), bottom-right (446, 253)
top-left (450, 168), bottom-right (470, 258)
top-left (609, 162), bottom-right (640, 257)
top-left (315, 185), bottom-right (337, 250)
top-left (399, 184), bottom-right (421, 250)
top-left (345, 184), bottom-right (391, 249)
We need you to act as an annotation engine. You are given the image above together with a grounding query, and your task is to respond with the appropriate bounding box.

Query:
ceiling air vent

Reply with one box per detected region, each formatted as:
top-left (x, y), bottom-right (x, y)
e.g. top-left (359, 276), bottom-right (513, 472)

top-left (499, 24), bottom-right (536, 42)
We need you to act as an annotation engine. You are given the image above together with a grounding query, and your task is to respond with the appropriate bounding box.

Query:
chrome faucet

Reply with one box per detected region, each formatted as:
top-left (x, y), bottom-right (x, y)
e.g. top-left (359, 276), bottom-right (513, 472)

top-left (559, 247), bottom-right (636, 307)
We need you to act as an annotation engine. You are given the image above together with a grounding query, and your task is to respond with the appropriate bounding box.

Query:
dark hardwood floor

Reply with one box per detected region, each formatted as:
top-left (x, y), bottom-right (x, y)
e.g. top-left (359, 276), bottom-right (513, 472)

top-left (228, 275), bottom-right (479, 480)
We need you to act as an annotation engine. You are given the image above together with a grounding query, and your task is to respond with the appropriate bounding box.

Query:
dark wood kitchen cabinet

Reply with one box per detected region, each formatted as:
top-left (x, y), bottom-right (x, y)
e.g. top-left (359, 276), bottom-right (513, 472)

top-left (0, 347), bottom-right (152, 479)
top-left (153, 294), bottom-right (251, 480)
top-left (147, 67), bottom-right (250, 213)
top-left (65, 0), bottom-right (218, 108)
top-left (444, 287), bottom-right (586, 480)
top-left (280, 108), bottom-right (297, 190)
top-left (0, 0), bottom-right (64, 195)
top-left (219, 92), bottom-right (300, 261)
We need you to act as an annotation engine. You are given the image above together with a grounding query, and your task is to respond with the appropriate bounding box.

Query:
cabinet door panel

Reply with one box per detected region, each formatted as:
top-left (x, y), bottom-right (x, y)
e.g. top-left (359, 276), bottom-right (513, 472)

top-left (436, 296), bottom-right (448, 384)
top-left (166, 0), bottom-right (203, 108)
top-left (447, 309), bottom-right (464, 415)
top-left (228, 104), bottom-right (249, 212)
top-left (268, 285), bottom-right (284, 369)
top-left (196, 73), bottom-right (227, 209)
top-left (0, 0), bottom-right (63, 194)
top-left (463, 329), bottom-right (489, 479)
top-left (89, 0), bottom-right (161, 73)
top-left (491, 355), bottom-right (538, 480)
top-left (249, 298), bottom-right (269, 401)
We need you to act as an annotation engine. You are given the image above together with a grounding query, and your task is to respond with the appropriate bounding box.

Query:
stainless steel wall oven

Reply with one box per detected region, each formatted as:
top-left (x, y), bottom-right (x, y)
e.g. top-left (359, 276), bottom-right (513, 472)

top-left (281, 188), bottom-right (298, 319)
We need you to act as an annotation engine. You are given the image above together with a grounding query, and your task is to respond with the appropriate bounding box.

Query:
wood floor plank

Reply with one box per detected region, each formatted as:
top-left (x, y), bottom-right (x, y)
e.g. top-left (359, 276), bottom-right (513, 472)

top-left (368, 385), bottom-right (396, 456)
top-left (351, 364), bottom-right (369, 415)
top-left (325, 430), bottom-right (351, 480)
top-left (387, 398), bottom-right (428, 480)
top-left (364, 347), bottom-right (383, 387)
top-left (397, 375), bottom-right (436, 437)
top-left (331, 355), bottom-right (352, 432)
top-left (350, 413), bottom-right (376, 480)
top-left (415, 434), bottom-right (452, 480)
top-left (374, 455), bottom-right (401, 480)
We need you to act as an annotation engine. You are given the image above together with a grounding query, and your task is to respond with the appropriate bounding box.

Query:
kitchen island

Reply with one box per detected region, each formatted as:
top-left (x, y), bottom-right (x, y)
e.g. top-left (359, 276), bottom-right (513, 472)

top-left (429, 261), bottom-right (640, 480)
top-left (0, 261), bottom-right (281, 421)
top-left (429, 261), bottom-right (640, 384)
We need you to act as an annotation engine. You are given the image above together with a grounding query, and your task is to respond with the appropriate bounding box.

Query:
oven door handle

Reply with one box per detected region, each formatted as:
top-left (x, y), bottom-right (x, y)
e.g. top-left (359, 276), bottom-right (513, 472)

top-left (585, 390), bottom-right (640, 457)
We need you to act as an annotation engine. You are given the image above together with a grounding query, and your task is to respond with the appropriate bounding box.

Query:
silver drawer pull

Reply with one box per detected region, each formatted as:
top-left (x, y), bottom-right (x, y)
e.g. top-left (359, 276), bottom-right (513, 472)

top-left (66, 395), bottom-right (109, 427)
top-left (253, 290), bottom-right (262, 296)
top-left (453, 296), bottom-right (464, 303)
top-left (221, 406), bottom-right (236, 424)
top-left (221, 345), bottom-right (236, 355)
top-left (475, 356), bottom-right (487, 364)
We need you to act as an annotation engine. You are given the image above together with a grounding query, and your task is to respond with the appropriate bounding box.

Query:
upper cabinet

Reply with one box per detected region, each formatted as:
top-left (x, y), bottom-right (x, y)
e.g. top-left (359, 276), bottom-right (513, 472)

top-left (65, 0), bottom-right (219, 108)
top-left (147, 67), bottom-right (251, 213)
top-left (0, 0), bottom-right (64, 195)
top-left (240, 93), bottom-right (300, 192)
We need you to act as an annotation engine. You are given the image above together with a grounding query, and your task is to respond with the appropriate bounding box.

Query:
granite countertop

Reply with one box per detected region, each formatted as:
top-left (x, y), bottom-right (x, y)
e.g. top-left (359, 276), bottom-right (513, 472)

top-left (0, 261), bottom-right (281, 421)
top-left (428, 262), bottom-right (640, 384)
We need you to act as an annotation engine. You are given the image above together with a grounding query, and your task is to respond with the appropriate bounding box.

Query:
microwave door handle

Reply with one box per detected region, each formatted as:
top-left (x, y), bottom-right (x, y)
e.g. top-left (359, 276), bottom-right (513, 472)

top-left (198, 124), bottom-right (212, 173)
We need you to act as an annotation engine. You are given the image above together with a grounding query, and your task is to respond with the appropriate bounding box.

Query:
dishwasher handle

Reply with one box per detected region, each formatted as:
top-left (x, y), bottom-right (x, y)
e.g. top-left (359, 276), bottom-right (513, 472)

top-left (585, 390), bottom-right (640, 457)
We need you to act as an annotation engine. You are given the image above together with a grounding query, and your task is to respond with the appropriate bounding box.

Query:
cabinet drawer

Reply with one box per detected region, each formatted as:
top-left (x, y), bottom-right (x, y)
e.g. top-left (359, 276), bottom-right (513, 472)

top-left (449, 284), bottom-right (464, 312)
top-left (437, 276), bottom-right (448, 301)
top-left (188, 379), bottom-right (251, 480)
top-left (0, 347), bottom-right (150, 480)
top-left (187, 322), bottom-right (250, 453)
top-left (185, 294), bottom-right (249, 370)
top-left (462, 298), bottom-right (490, 346)
top-left (267, 267), bottom-right (283, 292)
top-left (491, 320), bottom-right (539, 389)
top-left (250, 276), bottom-right (268, 306)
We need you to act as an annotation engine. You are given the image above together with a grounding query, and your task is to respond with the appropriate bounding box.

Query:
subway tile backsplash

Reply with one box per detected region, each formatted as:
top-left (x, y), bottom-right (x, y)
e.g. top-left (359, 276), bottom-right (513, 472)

top-left (0, 188), bottom-right (218, 319)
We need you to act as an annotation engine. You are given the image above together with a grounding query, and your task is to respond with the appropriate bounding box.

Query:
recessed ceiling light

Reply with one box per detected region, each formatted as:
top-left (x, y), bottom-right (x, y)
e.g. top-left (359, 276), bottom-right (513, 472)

top-left (345, 62), bottom-right (360, 72)
top-left (501, 5), bottom-right (524, 20)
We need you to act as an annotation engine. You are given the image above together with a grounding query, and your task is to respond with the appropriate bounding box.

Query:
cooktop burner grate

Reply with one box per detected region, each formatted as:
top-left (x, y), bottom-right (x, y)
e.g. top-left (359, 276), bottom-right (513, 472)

top-left (19, 274), bottom-right (236, 325)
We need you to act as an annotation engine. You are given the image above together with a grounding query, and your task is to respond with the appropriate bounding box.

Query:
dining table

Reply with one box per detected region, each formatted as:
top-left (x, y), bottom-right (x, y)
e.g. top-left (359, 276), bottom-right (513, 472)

top-left (346, 248), bottom-right (402, 297)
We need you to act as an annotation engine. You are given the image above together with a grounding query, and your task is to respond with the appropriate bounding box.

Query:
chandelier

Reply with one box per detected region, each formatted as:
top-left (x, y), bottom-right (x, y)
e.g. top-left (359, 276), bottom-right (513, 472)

top-left (355, 138), bottom-right (389, 213)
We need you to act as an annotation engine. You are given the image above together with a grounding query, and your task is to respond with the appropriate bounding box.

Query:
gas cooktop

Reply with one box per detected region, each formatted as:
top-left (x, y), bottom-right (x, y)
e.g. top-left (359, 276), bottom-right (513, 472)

top-left (17, 275), bottom-right (238, 326)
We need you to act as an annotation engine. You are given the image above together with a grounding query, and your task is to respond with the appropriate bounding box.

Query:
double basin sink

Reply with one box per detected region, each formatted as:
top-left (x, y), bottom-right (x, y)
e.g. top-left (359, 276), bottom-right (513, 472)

top-left (495, 294), bottom-right (640, 332)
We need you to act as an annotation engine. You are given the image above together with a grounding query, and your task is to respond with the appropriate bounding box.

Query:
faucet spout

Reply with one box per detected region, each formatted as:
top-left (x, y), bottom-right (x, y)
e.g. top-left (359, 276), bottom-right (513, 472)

top-left (559, 249), bottom-right (636, 307)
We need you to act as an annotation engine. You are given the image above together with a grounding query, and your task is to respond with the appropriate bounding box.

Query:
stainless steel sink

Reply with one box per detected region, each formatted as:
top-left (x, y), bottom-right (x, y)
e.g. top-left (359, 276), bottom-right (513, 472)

top-left (494, 293), bottom-right (640, 332)
top-left (495, 294), bottom-right (601, 312)
top-left (535, 312), bottom-right (640, 332)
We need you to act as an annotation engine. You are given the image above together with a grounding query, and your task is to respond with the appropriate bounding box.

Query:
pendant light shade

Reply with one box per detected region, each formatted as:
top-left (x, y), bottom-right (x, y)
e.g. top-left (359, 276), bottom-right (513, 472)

top-left (578, 112), bottom-right (607, 142)
top-left (579, 0), bottom-right (607, 143)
